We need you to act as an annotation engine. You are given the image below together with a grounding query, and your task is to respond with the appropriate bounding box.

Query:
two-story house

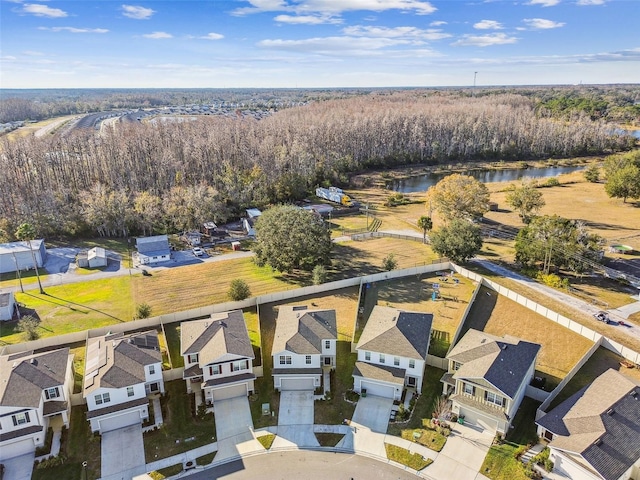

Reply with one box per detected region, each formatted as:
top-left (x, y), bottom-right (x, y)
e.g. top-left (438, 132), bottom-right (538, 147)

top-left (272, 306), bottom-right (337, 391)
top-left (536, 369), bottom-right (640, 480)
top-left (84, 330), bottom-right (164, 433)
top-left (441, 329), bottom-right (540, 433)
top-left (353, 306), bottom-right (433, 401)
top-left (181, 310), bottom-right (256, 403)
top-left (0, 348), bottom-right (74, 461)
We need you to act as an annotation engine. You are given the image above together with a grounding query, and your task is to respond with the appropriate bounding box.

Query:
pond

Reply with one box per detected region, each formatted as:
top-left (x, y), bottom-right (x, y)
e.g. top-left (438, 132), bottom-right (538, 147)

top-left (389, 164), bottom-right (587, 193)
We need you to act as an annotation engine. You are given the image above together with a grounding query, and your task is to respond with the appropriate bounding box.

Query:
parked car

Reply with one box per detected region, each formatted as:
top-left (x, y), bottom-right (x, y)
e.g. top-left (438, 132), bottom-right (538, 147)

top-left (593, 311), bottom-right (609, 323)
top-left (192, 247), bottom-right (204, 257)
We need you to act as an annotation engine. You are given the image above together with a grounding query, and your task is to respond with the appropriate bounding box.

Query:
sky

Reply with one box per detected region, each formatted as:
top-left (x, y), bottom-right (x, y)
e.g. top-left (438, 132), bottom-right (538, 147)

top-left (0, 0), bottom-right (638, 88)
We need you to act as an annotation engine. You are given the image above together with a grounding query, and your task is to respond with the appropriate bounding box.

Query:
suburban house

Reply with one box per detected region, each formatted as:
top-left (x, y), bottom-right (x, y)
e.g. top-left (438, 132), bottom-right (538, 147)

top-left (243, 208), bottom-right (262, 237)
top-left (536, 369), bottom-right (640, 480)
top-left (0, 291), bottom-right (16, 321)
top-left (83, 330), bottom-right (164, 433)
top-left (353, 306), bottom-right (433, 401)
top-left (76, 247), bottom-right (108, 268)
top-left (136, 234), bottom-right (171, 265)
top-left (0, 348), bottom-right (74, 461)
top-left (272, 306), bottom-right (337, 391)
top-left (441, 329), bottom-right (540, 433)
top-left (0, 239), bottom-right (47, 274)
top-left (181, 310), bottom-right (256, 403)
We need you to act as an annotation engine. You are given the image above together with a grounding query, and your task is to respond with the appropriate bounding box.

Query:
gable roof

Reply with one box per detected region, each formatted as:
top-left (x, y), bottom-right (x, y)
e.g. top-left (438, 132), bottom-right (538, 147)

top-left (0, 348), bottom-right (70, 408)
top-left (537, 369), bottom-right (640, 480)
top-left (356, 306), bottom-right (432, 360)
top-left (447, 329), bottom-right (540, 399)
top-left (180, 310), bottom-right (254, 364)
top-left (136, 235), bottom-right (170, 256)
top-left (88, 247), bottom-right (106, 260)
top-left (272, 306), bottom-right (337, 355)
top-left (84, 330), bottom-right (161, 395)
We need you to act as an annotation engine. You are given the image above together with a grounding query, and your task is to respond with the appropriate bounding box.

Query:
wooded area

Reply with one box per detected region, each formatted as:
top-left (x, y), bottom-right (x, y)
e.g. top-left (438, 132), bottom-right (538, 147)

top-left (0, 91), bottom-right (635, 240)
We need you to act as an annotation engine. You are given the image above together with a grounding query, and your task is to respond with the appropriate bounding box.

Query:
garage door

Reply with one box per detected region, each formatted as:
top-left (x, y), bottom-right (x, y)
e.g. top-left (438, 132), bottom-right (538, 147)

top-left (0, 438), bottom-right (35, 461)
top-left (361, 381), bottom-right (395, 399)
top-left (459, 408), bottom-right (496, 432)
top-left (212, 383), bottom-right (247, 401)
top-left (280, 378), bottom-right (315, 391)
top-left (99, 410), bottom-right (141, 432)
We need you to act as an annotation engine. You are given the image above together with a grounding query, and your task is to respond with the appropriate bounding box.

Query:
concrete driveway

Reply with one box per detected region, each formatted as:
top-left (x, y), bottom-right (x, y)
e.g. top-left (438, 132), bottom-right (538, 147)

top-left (215, 396), bottom-right (254, 440)
top-left (101, 423), bottom-right (146, 480)
top-left (278, 390), bottom-right (314, 426)
top-left (1, 452), bottom-right (34, 480)
top-left (427, 423), bottom-right (493, 480)
top-left (352, 395), bottom-right (393, 433)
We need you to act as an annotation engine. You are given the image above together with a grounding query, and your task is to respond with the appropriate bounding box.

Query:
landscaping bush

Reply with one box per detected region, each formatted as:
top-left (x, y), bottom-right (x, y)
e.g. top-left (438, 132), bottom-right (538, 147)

top-left (35, 427), bottom-right (54, 457)
top-left (136, 302), bottom-right (153, 319)
top-left (542, 177), bottom-right (560, 187)
top-left (35, 454), bottom-right (67, 470)
top-left (536, 272), bottom-right (569, 289)
top-left (312, 264), bottom-right (327, 285)
top-left (228, 279), bottom-right (251, 301)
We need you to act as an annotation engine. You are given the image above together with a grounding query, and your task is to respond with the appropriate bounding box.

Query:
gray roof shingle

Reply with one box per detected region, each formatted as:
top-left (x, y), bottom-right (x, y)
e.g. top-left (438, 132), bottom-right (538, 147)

top-left (136, 235), bottom-right (170, 256)
top-left (353, 361), bottom-right (406, 385)
top-left (272, 306), bottom-right (337, 355)
top-left (356, 306), bottom-right (432, 360)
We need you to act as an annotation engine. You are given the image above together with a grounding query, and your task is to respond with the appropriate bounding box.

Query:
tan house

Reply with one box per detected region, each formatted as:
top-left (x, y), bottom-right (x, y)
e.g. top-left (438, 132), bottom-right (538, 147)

top-left (441, 329), bottom-right (540, 433)
top-left (536, 369), bottom-right (640, 480)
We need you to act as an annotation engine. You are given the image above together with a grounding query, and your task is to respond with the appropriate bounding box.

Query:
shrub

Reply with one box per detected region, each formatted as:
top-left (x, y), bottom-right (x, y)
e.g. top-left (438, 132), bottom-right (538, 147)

top-left (384, 193), bottom-right (411, 207)
top-left (228, 279), bottom-right (251, 301)
top-left (135, 302), bottom-right (153, 319)
top-left (537, 272), bottom-right (569, 289)
top-left (584, 164), bottom-right (600, 182)
top-left (312, 264), bottom-right (327, 285)
top-left (35, 454), bottom-right (66, 469)
top-left (196, 402), bottom-right (208, 421)
top-left (17, 315), bottom-right (39, 341)
top-left (382, 253), bottom-right (398, 271)
top-left (543, 177), bottom-right (560, 187)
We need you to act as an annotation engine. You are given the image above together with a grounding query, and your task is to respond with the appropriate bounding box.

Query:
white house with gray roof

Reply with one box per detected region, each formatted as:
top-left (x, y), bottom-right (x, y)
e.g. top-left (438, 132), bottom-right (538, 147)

top-left (536, 369), bottom-right (640, 480)
top-left (181, 310), bottom-right (256, 403)
top-left (83, 330), bottom-right (164, 433)
top-left (442, 329), bottom-right (540, 433)
top-left (272, 306), bottom-right (337, 391)
top-left (0, 348), bottom-right (74, 461)
top-left (0, 239), bottom-right (47, 274)
top-left (353, 306), bottom-right (433, 401)
top-left (136, 234), bottom-right (171, 265)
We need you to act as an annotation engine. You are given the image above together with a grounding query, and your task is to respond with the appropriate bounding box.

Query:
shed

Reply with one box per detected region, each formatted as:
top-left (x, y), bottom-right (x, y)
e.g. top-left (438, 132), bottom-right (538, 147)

top-left (0, 239), bottom-right (47, 274)
top-left (202, 222), bottom-right (218, 236)
top-left (231, 241), bottom-right (241, 251)
top-left (184, 232), bottom-right (202, 246)
top-left (87, 247), bottom-right (107, 268)
top-left (0, 291), bottom-right (16, 321)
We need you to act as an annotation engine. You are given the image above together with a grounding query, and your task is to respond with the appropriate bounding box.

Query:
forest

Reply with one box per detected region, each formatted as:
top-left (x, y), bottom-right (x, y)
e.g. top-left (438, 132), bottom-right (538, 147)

top-left (0, 89), bottom-right (636, 240)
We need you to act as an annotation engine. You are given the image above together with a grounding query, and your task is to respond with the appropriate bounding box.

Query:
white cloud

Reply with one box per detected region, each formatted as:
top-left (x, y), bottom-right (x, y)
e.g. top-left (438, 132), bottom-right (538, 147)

top-left (274, 14), bottom-right (341, 24)
top-left (200, 32), bottom-right (224, 40)
top-left (39, 27), bottom-right (109, 33)
top-left (258, 35), bottom-right (413, 56)
top-left (22, 50), bottom-right (45, 56)
top-left (452, 33), bottom-right (518, 47)
top-left (234, 0), bottom-right (436, 16)
top-left (121, 4), bottom-right (155, 19)
top-left (143, 31), bottom-right (172, 39)
top-left (429, 20), bottom-right (447, 26)
top-left (576, 0), bottom-right (606, 5)
top-left (21, 3), bottom-right (67, 17)
top-left (473, 20), bottom-right (504, 30)
top-left (527, 0), bottom-right (560, 6)
top-left (343, 25), bottom-right (450, 41)
top-left (523, 18), bottom-right (565, 29)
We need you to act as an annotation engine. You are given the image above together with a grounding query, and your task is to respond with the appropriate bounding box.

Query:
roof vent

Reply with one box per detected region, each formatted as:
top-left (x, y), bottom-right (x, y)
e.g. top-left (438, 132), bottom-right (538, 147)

top-left (204, 322), bottom-right (208, 327)
top-left (606, 408), bottom-right (615, 416)
top-left (593, 439), bottom-right (602, 447)
top-left (630, 390), bottom-right (638, 399)
top-left (30, 358), bottom-right (37, 365)
top-left (501, 344), bottom-right (508, 350)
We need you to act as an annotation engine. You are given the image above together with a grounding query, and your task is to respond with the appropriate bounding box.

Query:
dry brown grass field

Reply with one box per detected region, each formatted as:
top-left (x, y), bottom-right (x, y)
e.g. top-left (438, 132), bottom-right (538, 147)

top-left (3, 115), bottom-right (79, 141)
top-left (463, 285), bottom-right (594, 389)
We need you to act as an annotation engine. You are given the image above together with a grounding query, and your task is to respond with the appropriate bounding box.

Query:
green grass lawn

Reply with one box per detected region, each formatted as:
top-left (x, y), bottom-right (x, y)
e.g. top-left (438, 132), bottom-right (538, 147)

top-left (196, 452), bottom-right (216, 466)
top-left (400, 427), bottom-right (447, 452)
top-left (314, 341), bottom-right (357, 425)
top-left (385, 443), bottom-right (433, 471)
top-left (257, 434), bottom-right (276, 449)
top-left (144, 380), bottom-right (216, 463)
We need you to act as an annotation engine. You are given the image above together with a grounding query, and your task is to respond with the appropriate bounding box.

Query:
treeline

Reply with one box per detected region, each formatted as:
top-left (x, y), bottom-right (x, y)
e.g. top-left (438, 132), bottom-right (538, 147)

top-left (0, 92), bottom-right (634, 240)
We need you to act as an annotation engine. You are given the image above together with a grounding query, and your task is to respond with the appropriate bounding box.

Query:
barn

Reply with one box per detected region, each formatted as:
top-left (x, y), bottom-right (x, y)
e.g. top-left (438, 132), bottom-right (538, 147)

top-left (0, 239), bottom-right (47, 274)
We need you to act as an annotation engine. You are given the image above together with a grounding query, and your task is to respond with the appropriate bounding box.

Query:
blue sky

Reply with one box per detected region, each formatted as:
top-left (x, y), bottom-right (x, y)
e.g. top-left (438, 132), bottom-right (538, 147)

top-left (1, 0), bottom-right (638, 88)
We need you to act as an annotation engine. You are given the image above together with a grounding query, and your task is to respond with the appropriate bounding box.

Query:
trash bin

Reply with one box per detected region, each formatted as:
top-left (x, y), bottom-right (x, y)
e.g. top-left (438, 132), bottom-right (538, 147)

top-left (458, 415), bottom-right (465, 425)
top-left (361, 388), bottom-right (367, 398)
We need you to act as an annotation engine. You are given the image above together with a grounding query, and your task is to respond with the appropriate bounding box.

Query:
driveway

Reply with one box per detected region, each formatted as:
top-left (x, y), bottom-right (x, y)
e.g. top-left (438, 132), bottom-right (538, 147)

top-left (427, 423), bottom-right (493, 480)
top-left (101, 423), bottom-right (146, 480)
top-left (215, 396), bottom-right (254, 440)
top-left (1, 452), bottom-right (34, 480)
top-left (352, 395), bottom-right (393, 433)
top-left (278, 390), bottom-right (314, 426)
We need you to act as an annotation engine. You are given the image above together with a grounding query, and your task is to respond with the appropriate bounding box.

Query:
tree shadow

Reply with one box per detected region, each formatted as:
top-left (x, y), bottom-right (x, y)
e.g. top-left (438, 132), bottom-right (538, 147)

top-left (21, 292), bottom-right (125, 322)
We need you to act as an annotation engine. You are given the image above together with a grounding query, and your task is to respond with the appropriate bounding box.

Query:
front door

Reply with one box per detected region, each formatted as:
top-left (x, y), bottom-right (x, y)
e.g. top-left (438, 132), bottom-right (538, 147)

top-left (407, 377), bottom-right (416, 387)
top-left (324, 357), bottom-right (332, 366)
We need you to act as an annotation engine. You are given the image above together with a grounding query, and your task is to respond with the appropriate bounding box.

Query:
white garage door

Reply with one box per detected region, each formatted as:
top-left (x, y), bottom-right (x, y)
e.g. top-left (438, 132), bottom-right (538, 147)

top-left (459, 408), bottom-right (496, 432)
top-left (280, 378), bottom-right (315, 391)
top-left (0, 438), bottom-right (35, 461)
top-left (99, 410), bottom-right (141, 432)
top-left (212, 383), bottom-right (247, 401)
top-left (361, 381), bottom-right (395, 399)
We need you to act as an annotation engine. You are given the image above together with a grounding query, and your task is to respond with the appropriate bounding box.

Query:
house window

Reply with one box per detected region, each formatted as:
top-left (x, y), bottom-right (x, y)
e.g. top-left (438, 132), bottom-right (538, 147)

top-left (485, 391), bottom-right (505, 407)
top-left (379, 354), bottom-right (385, 364)
top-left (453, 361), bottom-right (461, 371)
top-left (232, 360), bottom-right (248, 372)
top-left (209, 365), bottom-right (221, 375)
top-left (409, 359), bottom-right (415, 369)
top-left (45, 387), bottom-right (60, 400)
top-left (305, 355), bottom-right (312, 365)
top-left (325, 340), bottom-right (330, 349)
top-left (12, 412), bottom-right (30, 426)
top-left (279, 356), bottom-right (292, 365)
top-left (149, 365), bottom-right (156, 375)
top-left (187, 354), bottom-right (199, 364)
top-left (127, 386), bottom-right (135, 397)
top-left (94, 393), bottom-right (111, 405)
top-left (394, 357), bottom-right (400, 366)
top-left (364, 351), bottom-right (371, 361)
top-left (148, 383), bottom-right (159, 393)
top-left (463, 383), bottom-right (475, 396)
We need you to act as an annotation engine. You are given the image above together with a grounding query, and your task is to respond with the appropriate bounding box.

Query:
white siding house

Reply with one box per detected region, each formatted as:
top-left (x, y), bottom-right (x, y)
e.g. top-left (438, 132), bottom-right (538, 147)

top-left (0, 291), bottom-right (16, 321)
top-left (353, 306), bottom-right (432, 401)
top-left (84, 331), bottom-right (164, 433)
top-left (272, 306), bottom-right (337, 391)
top-left (136, 235), bottom-right (171, 265)
top-left (181, 310), bottom-right (256, 404)
top-left (441, 329), bottom-right (540, 434)
top-left (0, 348), bottom-right (74, 461)
top-left (0, 239), bottom-right (47, 274)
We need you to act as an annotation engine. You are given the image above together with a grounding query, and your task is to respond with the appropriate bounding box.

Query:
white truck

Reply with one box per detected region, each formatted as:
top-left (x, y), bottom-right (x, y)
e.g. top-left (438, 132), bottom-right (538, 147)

top-left (315, 186), bottom-right (354, 207)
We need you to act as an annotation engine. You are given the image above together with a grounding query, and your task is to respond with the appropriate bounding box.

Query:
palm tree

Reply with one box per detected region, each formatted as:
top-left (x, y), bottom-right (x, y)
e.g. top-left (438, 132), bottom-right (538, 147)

top-left (417, 216), bottom-right (433, 244)
top-left (15, 223), bottom-right (44, 294)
